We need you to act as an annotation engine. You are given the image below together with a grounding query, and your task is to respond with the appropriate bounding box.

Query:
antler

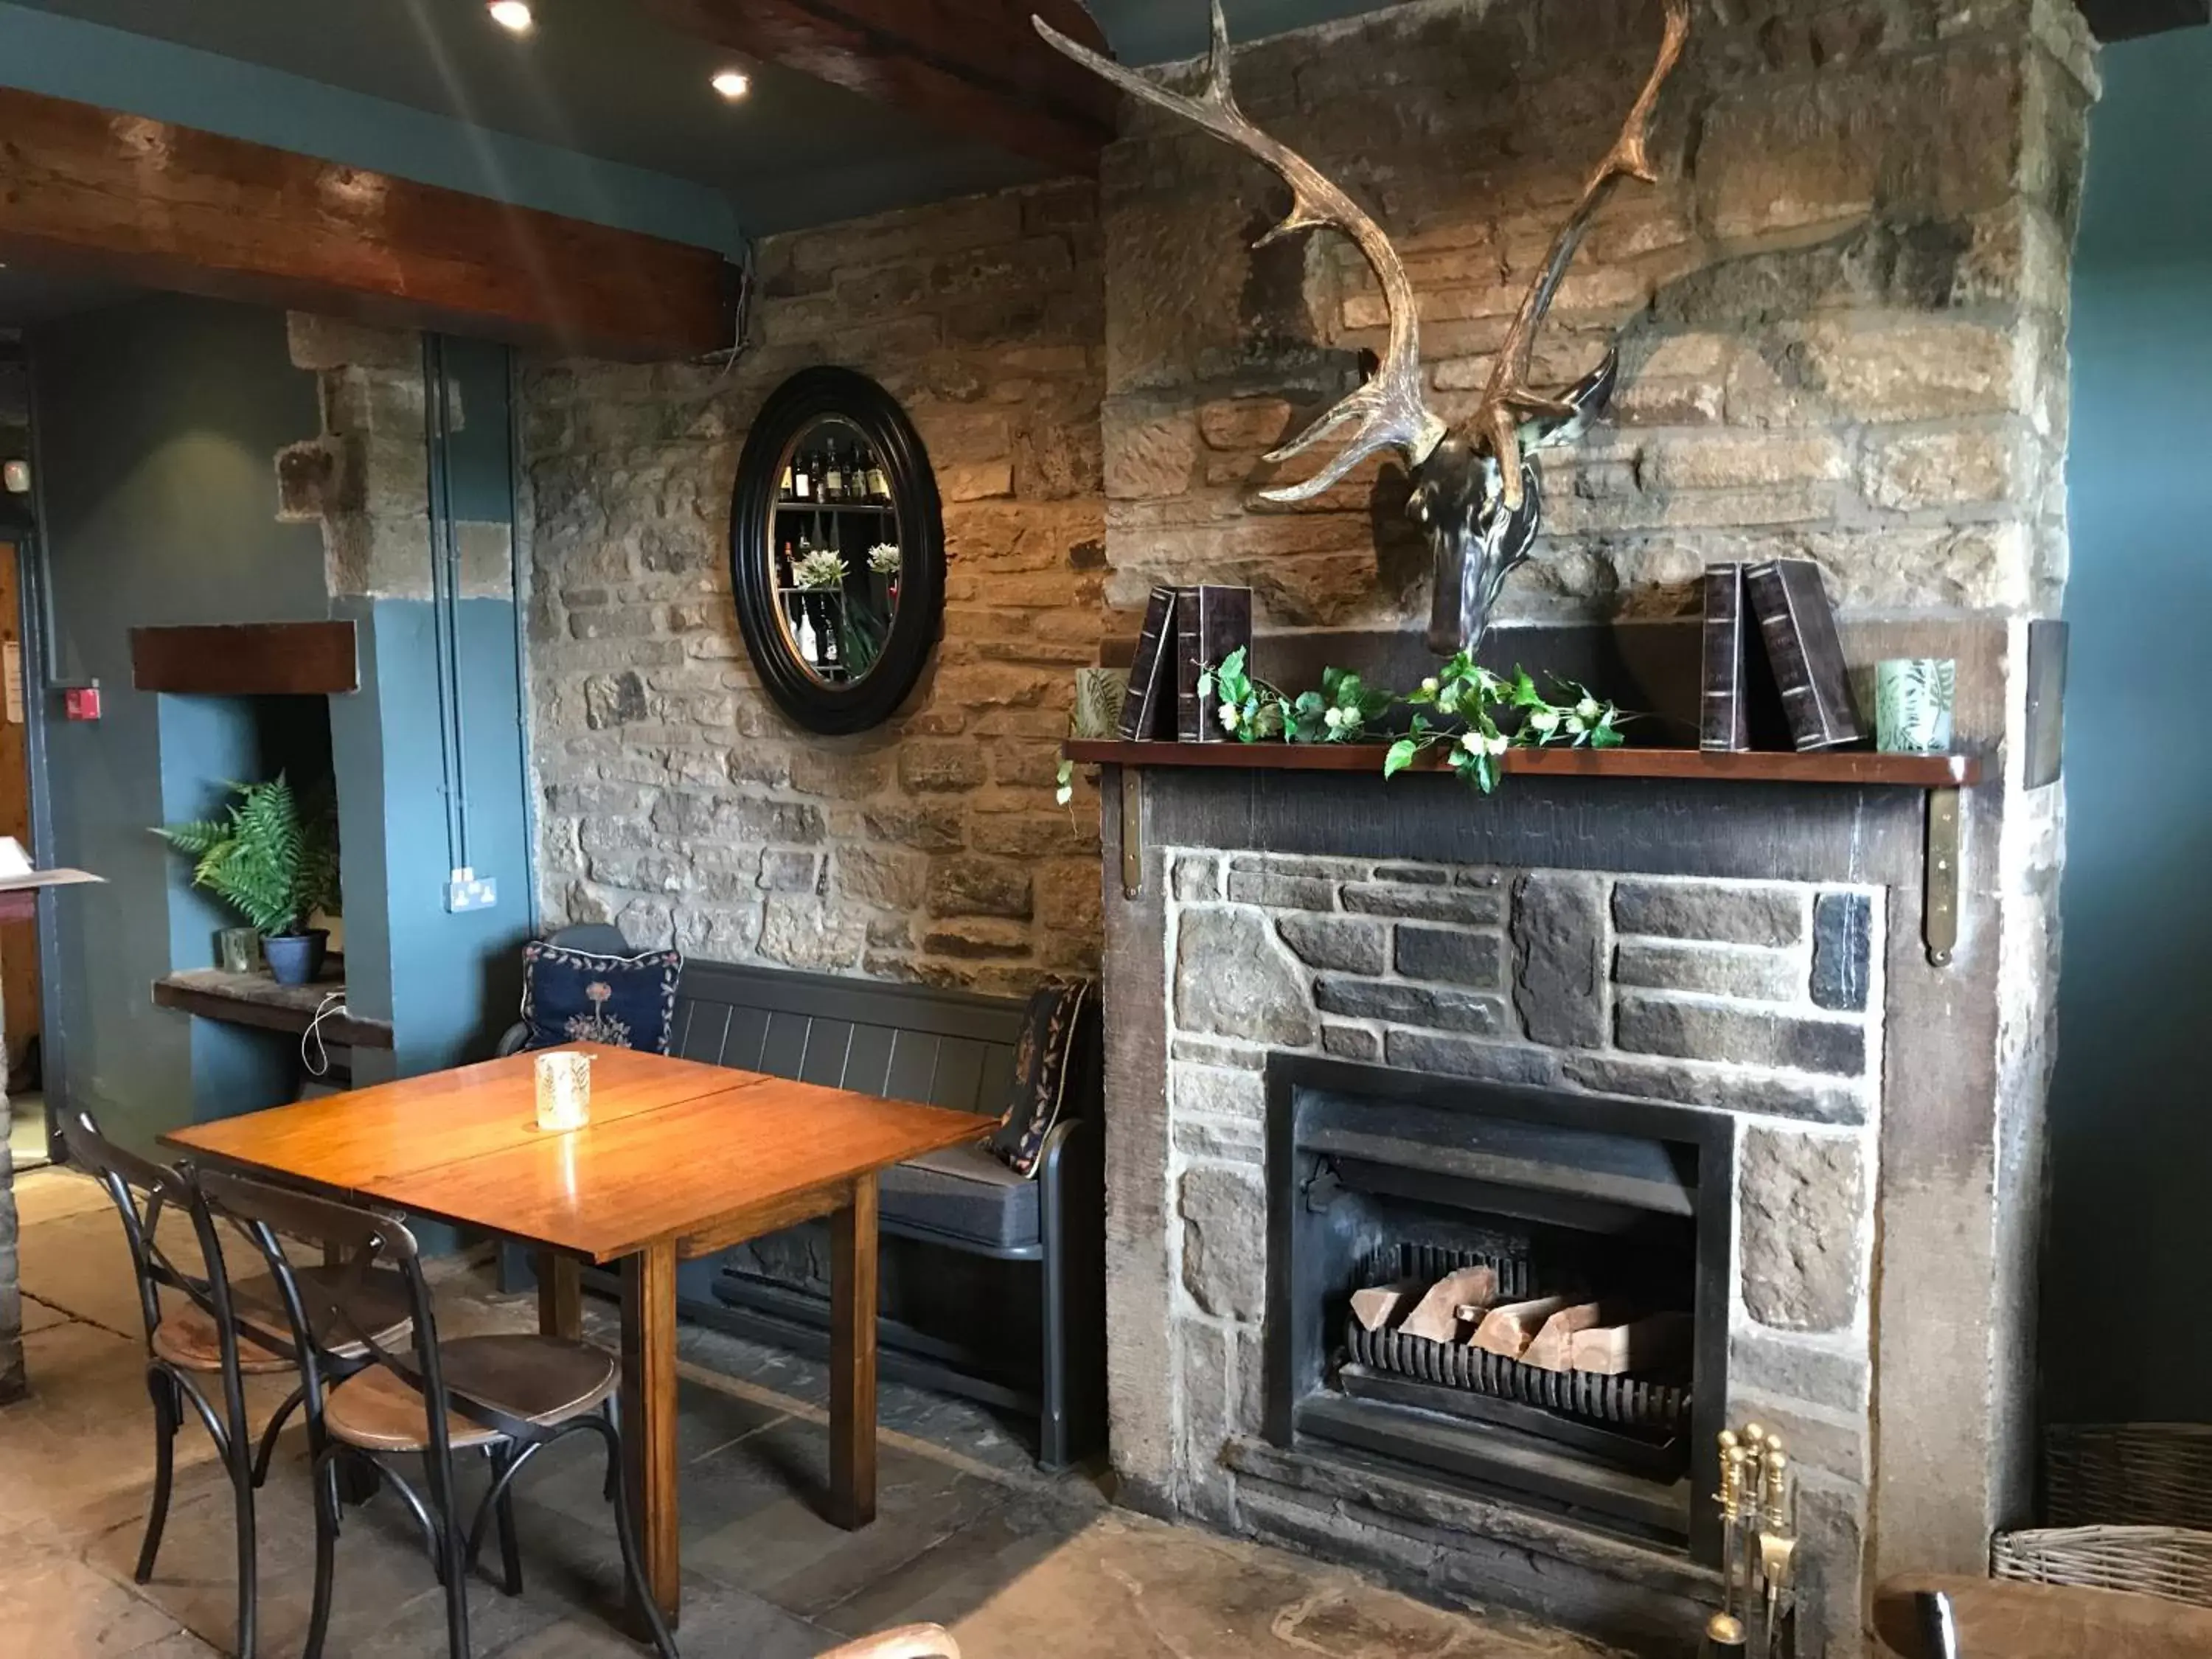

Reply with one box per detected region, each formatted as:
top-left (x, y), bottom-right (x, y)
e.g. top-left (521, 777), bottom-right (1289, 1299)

top-left (1474, 0), bottom-right (1691, 509)
top-left (1035, 2), bottom-right (1446, 501)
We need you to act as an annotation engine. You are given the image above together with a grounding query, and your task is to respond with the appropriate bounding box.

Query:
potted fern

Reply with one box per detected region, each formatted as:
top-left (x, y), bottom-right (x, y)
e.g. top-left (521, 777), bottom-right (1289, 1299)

top-left (156, 774), bottom-right (342, 986)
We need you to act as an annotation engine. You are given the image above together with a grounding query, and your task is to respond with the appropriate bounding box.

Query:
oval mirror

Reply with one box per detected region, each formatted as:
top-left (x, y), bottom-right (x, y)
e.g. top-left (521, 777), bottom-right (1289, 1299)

top-left (729, 368), bottom-right (945, 734)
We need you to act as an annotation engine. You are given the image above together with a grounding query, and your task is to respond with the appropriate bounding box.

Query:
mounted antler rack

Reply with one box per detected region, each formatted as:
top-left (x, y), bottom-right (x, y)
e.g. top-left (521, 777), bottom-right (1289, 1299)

top-left (1036, 0), bottom-right (1693, 655)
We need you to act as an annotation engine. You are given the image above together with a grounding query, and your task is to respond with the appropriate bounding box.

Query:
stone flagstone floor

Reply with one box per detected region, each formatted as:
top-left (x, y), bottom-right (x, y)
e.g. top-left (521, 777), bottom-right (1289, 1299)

top-left (0, 1164), bottom-right (1613, 1658)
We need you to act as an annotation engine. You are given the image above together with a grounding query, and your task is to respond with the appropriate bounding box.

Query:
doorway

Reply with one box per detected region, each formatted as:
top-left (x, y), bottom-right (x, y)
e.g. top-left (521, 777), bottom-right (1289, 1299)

top-left (0, 538), bottom-right (46, 1167)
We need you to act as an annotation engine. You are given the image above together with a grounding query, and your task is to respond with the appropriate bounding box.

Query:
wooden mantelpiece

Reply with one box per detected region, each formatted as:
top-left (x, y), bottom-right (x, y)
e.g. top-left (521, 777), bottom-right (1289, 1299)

top-left (131, 621), bottom-right (358, 695)
top-left (1074, 738), bottom-right (1978, 967)
top-left (1065, 740), bottom-right (1981, 789)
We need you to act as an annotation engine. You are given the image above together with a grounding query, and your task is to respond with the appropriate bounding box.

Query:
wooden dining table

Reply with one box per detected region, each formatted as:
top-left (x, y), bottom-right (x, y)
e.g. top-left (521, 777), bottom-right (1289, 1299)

top-left (161, 1043), bottom-right (987, 1627)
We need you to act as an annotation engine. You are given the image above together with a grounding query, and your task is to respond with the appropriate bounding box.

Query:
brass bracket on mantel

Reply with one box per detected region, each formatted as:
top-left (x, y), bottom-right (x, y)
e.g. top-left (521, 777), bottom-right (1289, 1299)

top-left (1119, 766), bottom-right (1143, 900)
top-left (1924, 787), bottom-right (1962, 968)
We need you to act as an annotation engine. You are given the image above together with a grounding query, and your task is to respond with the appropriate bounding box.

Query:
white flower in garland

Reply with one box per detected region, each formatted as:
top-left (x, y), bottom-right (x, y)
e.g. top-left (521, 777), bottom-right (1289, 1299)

top-left (866, 543), bottom-right (902, 575)
top-left (1458, 728), bottom-right (1508, 758)
top-left (792, 548), bottom-right (848, 590)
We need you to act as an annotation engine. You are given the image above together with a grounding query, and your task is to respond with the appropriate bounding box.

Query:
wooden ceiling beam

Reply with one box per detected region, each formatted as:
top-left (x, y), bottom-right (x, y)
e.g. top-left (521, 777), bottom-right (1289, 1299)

top-left (2076, 0), bottom-right (2208, 39)
top-left (640, 0), bottom-right (1119, 173)
top-left (0, 87), bottom-right (737, 361)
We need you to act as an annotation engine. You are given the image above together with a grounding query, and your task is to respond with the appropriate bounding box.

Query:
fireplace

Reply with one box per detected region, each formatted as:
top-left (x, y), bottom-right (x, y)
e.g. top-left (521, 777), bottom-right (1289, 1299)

top-left (1265, 1056), bottom-right (1734, 1562)
top-left (1086, 669), bottom-right (2058, 1658)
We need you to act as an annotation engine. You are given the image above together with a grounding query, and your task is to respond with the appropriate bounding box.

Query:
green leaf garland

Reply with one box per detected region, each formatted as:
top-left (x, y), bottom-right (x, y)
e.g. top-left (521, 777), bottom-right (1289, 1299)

top-left (1194, 647), bottom-right (1632, 796)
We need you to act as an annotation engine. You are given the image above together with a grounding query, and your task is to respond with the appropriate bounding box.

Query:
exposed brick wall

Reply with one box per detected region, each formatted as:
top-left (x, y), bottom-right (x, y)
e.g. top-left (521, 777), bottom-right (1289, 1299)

top-left (522, 181), bottom-right (1106, 993)
top-left (1101, 0), bottom-right (2095, 632)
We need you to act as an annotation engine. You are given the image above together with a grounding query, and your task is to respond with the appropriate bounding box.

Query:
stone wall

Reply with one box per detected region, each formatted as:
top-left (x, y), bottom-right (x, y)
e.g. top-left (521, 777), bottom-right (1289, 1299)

top-left (1163, 849), bottom-right (1882, 1650)
top-left (277, 315), bottom-right (514, 603)
top-left (522, 181), bottom-right (1106, 994)
top-left (1078, 2), bottom-right (2090, 1647)
top-left (1100, 0), bottom-right (2093, 634)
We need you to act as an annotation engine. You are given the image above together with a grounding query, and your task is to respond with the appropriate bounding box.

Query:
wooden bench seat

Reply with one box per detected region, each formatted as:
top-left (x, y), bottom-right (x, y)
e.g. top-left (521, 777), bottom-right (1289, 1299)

top-left (500, 930), bottom-right (1104, 1468)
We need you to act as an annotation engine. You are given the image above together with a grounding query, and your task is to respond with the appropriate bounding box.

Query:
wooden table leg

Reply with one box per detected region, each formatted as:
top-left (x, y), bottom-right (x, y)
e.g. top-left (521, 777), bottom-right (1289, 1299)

top-left (537, 1250), bottom-right (581, 1341)
top-left (620, 1240), bottom-right (681, 1627)
top-left (830, 1174), bottom-right (879, 1531)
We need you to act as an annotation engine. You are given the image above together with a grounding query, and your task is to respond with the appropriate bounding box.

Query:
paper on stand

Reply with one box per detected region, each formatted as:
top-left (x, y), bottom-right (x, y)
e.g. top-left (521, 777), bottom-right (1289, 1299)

top-left (0, 836), bottom-right (102, 891)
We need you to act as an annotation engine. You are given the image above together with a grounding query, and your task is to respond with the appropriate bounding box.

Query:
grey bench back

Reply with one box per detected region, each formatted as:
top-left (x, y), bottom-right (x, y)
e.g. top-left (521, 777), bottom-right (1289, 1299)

top-left (671, 959), bottom-right (1026, 1120)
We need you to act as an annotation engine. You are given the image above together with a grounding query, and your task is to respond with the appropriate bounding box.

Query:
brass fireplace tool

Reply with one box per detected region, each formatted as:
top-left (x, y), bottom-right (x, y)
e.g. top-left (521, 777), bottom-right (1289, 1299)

top-left (1702, 1422), bottom-right (1798, 1659)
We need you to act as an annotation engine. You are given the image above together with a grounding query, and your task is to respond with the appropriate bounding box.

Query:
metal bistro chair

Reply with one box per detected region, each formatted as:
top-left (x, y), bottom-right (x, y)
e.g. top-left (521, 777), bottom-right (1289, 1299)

top-left (64, 1110), bottom-right (413, 1658)
top-left (196, 1167), bottom-right (677, 1659)
top-left (66, 1111), bottom-right (274, 1655)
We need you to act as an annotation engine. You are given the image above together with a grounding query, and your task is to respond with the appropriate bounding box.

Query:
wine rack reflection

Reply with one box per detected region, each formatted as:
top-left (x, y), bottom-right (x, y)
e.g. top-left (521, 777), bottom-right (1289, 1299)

top-left (772, 415), bottom-right (902, 685)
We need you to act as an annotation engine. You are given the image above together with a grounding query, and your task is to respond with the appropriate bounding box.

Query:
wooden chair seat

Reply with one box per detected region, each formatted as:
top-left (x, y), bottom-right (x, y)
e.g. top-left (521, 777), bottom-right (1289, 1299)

top-left (151, 1304), bottom-right (295, 1374)
top-left (150, 1263), bottom-right (416, 1377)
top-left (324, 1335), bottom-right (617, 1454)
top-left (1876, 1573), bottom-right (2212, 1657)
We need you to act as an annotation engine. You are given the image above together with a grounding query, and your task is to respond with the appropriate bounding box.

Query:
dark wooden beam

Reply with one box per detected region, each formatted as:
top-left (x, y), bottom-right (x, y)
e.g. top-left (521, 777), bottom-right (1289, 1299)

top-left (0, 87), bottom-right (736, 361)
top-left (132, 622), bottom-right (358, 695)
top-left (2077, 0), bottom-right (2208, 39)
top-left (641, 0), bottom-right (1118, 173)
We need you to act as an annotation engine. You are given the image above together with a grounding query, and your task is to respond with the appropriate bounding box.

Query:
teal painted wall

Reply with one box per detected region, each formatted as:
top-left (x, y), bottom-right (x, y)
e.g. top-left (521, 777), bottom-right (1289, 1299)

top-left (29, 293), bottom-right (330, 1151)
top-left (340, 596), bottom-right (533, 1087)
top-left (2045, 31), bottom-right (2212, 1423)
top-left (29, 297), bottom-right (535, 1154)
top-left (0, 0), bottom-right (742, 256)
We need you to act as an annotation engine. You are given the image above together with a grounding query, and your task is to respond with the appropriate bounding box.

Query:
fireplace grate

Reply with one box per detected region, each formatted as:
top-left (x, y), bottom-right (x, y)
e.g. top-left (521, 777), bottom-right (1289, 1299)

top-left (1360, 1241), bottom-right (1535, 1301)
top-left (1344, 1244), bottom-right (1690, 1435)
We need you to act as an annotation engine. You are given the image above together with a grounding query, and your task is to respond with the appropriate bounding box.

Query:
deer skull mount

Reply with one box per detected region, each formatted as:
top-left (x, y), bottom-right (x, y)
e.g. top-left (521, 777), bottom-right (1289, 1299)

top-left (1037, 1), bottom-right (1691, 658)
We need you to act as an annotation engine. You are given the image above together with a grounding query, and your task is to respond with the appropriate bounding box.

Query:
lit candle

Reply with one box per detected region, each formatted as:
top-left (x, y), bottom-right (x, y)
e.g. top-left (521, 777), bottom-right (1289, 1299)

top-left (534, 1050), bottom-right (593, 1132)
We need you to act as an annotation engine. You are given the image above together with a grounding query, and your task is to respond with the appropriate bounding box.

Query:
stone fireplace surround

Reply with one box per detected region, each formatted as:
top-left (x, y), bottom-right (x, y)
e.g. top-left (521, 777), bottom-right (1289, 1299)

top-left (1094, 617), bottom-right (2049, 1659)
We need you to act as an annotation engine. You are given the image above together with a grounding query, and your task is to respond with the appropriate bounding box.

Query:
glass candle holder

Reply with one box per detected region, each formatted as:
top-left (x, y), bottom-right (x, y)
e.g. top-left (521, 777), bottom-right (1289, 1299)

top-left (534, 1050), bottom-right (594, 1132)
top-left (1875, 658), bottom-right (1957, 755)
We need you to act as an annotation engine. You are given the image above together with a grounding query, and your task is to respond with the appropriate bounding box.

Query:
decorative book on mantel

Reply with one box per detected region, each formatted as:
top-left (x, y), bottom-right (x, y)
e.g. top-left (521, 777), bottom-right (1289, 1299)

top-left (1175, 585), bottom-right (1253, 742)
top-left (1117, 585), bottom-right (1179, 742)
top-left (1115, 584), bottom-right (1255, 743)
top-left (1701, 559), bottom-right (1867, 754)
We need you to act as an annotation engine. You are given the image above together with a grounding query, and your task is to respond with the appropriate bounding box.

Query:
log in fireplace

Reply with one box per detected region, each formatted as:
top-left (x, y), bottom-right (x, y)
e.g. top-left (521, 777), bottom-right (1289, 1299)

top-left (1264, 1055), bottom-right (1736, 1563)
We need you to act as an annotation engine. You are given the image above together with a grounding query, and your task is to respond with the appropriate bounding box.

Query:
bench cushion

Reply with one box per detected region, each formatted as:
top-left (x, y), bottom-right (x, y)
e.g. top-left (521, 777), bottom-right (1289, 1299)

top-left (984, 980), bottom-right (1095, 1178)
top-left (520, 939), bottom-right (681, 1054)
top-left (880, 1143), bottom-right (1040, 1250)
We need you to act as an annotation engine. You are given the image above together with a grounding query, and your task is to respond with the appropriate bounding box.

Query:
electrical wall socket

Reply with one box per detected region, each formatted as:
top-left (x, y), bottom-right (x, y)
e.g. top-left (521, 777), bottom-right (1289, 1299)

top-left (445, 868), bottom-right (498, 913)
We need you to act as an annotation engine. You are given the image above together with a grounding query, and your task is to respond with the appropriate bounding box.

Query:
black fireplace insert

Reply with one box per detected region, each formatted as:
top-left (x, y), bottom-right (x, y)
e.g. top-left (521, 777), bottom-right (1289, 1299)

top-left (1263, 1054), bottom-right (1736, 1562)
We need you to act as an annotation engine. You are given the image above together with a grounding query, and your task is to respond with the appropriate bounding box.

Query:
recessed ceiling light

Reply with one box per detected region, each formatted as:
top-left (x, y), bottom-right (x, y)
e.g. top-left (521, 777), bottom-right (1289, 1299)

top-left (711, 68), bottom-right (751, 100)
top-left (487, 1), bottom-right (535, 34)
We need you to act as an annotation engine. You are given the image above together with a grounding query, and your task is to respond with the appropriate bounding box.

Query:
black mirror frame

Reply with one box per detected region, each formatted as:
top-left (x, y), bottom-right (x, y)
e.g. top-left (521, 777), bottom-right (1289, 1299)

top-left (728, 367), bottom-right (945, 734)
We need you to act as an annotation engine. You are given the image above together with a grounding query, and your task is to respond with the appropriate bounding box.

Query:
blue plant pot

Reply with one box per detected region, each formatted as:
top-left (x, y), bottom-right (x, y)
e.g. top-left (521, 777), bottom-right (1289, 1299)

top-left (263, 929), bottom-right (329, 987)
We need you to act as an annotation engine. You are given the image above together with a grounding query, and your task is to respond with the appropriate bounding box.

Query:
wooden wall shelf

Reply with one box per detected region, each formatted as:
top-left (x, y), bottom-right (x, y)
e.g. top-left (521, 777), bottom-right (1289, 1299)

top-left (131, 621), bottom-right (358, 695)
top-left (1063, 740), bottom-right (1981, 789)
top-left (153, 968), bottom-right (393, 1050)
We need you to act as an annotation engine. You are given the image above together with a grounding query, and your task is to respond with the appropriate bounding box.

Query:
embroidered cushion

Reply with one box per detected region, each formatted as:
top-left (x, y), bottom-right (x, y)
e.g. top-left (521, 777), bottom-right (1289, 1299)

top-left (985, 979), bottom-right (1097, 1180)
top-left (518, 940), bottom-right (682, 1055)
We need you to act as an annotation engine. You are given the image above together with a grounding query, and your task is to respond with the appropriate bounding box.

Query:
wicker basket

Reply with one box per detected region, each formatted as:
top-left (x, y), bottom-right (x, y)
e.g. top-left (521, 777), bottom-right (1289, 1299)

top-left (1989, 1424), bottom-right (2212, 1609)
top-left (1991, 1525), bottom-right (2212, 1608)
